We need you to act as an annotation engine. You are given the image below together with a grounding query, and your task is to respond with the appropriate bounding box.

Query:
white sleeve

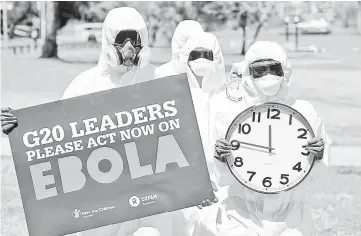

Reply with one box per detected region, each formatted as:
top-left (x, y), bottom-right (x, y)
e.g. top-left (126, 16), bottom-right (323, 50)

top-left (308, 106), bottom-right (332, 167)
top-left (61, 82), bottom-right (78, 100)
top-left (318, 117), bottom-right (332, 167)
top-left (304, 103), bottom-right (332, 179)
top-left (61, 68), bottom-right (95, 100)
top-left (208, 101), bottom-right (237, 188)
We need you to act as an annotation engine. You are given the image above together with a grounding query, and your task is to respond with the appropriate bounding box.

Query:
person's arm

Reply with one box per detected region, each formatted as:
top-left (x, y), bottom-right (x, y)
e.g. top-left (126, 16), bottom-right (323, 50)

top-left (308, 116), bottom-right (332, 166)
top-left (61, 80), bottom-right (79, 100)
top-left (302, 102), bottom-right (332, 166)
top-left (207, 102), bottom-right (237, 188)
top-left (299, 102), bottom-right (332, 181)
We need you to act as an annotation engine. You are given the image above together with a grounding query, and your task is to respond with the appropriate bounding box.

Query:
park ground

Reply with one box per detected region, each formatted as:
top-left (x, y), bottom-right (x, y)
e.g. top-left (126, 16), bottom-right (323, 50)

top-left (1, 29), bottom-right (361, 235)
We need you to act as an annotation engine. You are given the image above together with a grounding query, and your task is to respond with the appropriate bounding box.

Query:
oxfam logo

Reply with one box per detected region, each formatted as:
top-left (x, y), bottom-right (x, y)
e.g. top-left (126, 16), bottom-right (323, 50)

top-left (129, 196), bottom-right (140, 207)
top-left (72, 209), bottom-right (81, 218)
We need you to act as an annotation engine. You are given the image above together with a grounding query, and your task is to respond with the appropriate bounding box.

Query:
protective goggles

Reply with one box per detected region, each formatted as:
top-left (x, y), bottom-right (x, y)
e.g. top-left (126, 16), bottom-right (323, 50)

top-left (188, 47), bottom-right (214, 62)
top-left (249, 59), bottom-right (284, 79)
top-left (114, 30), bottom-right (142, 47)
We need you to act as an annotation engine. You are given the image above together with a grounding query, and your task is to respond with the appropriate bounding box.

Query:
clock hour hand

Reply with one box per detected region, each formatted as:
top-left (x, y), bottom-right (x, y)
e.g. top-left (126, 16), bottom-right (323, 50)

top-left (231, 140), bottom-right (275, 151)
top-left (269, 125), bottom-right (272, 154)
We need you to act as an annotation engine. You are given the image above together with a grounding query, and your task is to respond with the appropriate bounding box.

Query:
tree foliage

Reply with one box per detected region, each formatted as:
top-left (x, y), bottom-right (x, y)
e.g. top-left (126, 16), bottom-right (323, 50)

top-left (142, 1), bottom-right (275, 53)
top-left (6, 1), bottom-right (276, 56)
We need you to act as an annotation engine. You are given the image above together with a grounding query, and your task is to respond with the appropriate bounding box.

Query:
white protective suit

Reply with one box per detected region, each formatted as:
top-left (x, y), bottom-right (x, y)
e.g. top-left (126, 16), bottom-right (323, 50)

top-left (193, 41), bottom-right (332, 236)
top-left (169, 32), bottom-right (228, 236)
top-left (154, 20), bottom-right (204, 79)
top-left (62, 7), bottom-right (170, 236)
top-left (62, 7), bottom-right (154, 99)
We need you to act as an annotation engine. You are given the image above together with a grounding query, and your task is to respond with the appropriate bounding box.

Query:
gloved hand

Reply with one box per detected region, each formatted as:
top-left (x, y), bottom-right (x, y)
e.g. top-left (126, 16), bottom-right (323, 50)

top-left (197, 181), bottom-right (218, 209)
top-left (1, 107), bottom-right (18, 135)
top-left (303, 136), bottom-right (324, 161)
top-left (228, 62), bottom-right (244, 82)
top-left (214, 138), bottom-right (233, 163)
top-left (303, 122), bottom-right (325, 161)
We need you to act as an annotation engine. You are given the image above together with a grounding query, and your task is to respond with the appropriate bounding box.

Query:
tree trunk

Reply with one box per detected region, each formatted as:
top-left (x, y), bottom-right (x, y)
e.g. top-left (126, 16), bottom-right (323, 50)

top-left (357, 1), bottom-right (361, 34)
top-left (40, 1), bottom-right (60, 58)
top-left (249, 21), bottom-right (264, 48)
top-left (150, 24), bottom-right (159, 47)
top-left (240, 12), bottom-right (248, 55)
top-left (241, 26), bottom-right (247, 55)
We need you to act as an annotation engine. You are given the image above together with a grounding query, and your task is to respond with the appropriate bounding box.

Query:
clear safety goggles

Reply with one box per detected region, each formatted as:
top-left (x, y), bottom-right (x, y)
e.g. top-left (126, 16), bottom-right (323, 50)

top-left (114, 30), bottom-right (142, 48)
top-left (249, 59), bottom-right (284, 79)
top-left (188, 47), bottom-right (214, 62)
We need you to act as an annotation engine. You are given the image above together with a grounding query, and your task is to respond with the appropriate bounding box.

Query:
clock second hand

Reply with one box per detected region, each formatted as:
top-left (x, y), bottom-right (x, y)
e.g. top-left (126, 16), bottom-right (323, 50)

top-left (232, 140), bottom-right (275, 151)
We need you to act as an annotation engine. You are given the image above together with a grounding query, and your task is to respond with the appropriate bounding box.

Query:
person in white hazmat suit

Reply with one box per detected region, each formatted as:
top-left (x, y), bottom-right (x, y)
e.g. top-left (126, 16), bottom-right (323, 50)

top-left (162, 31), bottom-right (229, 235)
top-left (62, 7), bottom-right (154, 99)
top-left (192, 41), bottom-right (332, 236)
top-left (1, 7), bottom-right (171, 236)
top-left (155, 20), bottom-right (204, 79)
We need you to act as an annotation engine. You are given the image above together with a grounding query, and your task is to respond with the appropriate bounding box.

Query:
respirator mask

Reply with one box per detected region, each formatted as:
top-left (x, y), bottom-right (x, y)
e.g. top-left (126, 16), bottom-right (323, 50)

top-left (249, 59), bottom-right (285, 96)
top-left (104, 30), bottom-right (149, 69)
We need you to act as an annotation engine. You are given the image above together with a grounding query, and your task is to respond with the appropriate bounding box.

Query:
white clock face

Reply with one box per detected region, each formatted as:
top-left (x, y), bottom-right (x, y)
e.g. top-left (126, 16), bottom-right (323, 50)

top-left (225, 102), bottom-right (315, 194)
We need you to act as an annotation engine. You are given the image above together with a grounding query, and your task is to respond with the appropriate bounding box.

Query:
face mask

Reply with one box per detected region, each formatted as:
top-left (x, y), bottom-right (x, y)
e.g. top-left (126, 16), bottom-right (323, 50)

top-left (105, 41), bottom-right (140, 69)
top-left (253, 74), bottom-right (284, 96)
top-left (188, 59), bottom-right (213, 77)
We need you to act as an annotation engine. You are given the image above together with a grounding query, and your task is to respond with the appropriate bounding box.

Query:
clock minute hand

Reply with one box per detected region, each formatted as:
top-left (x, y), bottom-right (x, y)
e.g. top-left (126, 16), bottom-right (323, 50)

top-left (234, 140), bottom-right (275, 151)
top-left (269, 125), bottom-right (272, 154)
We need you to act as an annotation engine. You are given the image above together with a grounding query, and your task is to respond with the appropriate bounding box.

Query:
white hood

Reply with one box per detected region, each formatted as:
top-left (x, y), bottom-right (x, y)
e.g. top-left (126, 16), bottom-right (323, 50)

top-left (240, 41), bottom-right (293, 106)
top-left (155, 20), bottom-right (204, 79)
top-left (179, 32), bottom-right (227, 96)
top-left (97, 7), bottom-right (149, 76)
top-left (171, 20), bottom-right (204, 62)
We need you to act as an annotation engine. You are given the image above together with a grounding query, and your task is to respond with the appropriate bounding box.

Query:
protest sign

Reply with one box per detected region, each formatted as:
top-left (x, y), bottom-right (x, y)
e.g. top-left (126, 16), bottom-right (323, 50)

top-left (8, 74), bottom-right (214, 236)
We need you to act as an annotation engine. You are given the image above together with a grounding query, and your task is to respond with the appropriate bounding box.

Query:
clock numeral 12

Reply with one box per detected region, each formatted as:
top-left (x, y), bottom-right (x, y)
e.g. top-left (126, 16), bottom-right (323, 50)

top-left (234, 157), bottom-right (243, 167)
top-left (267, 109), bottom-right (281, 120)
top-left (238, 123), bottom-right (251, 135)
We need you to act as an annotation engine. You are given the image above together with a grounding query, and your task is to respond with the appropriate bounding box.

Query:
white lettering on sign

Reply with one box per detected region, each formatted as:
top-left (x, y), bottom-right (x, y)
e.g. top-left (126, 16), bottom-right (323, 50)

top-left (23, 126), bottom-right (65, 149)
top-left (29, 134), bottom-right (189, 200)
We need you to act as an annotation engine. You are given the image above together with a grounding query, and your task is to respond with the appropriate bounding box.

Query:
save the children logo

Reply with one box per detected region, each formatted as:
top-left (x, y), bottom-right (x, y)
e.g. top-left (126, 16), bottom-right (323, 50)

top-left (72, 205), bottom-right (116, 219)
top-left (129, 194), bottom-right (158, 207)
top-left (72, 209), bottom-right (81, 218)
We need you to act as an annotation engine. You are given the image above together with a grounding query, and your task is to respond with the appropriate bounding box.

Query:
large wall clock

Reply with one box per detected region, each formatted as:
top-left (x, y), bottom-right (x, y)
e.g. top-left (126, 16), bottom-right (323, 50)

top-left (225, 102), bottom-right (316, 194)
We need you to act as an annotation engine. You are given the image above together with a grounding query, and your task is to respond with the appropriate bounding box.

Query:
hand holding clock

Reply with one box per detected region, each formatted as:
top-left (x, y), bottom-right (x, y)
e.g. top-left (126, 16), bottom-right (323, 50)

top-left (303, 133), bottom-right (325, 160)
top-left (214, 136), bottom-right (325, 163)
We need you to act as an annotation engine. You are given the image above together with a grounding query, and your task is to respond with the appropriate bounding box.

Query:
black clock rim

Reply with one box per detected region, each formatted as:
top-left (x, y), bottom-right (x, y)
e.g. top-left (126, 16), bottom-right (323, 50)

top-left (224, 102), bottom-right (316, 195)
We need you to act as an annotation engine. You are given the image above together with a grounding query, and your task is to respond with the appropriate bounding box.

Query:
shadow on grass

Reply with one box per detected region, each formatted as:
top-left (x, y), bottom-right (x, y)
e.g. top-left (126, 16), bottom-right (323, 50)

top-left (333, 166), bottom-right (361, 176)
top-left (58, 57), bottom-right (98, 65)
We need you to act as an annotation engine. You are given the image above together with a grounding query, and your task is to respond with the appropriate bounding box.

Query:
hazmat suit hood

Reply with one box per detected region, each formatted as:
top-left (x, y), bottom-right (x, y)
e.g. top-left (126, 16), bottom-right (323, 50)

top-left (179, 32), bottom-right (227, 96)
top-left (171, 20), bottom-right (204, 62)
top-left (240, 41), bottom-right (293, 106)
top-left (155, 20), bottom-right (204, 79)
top-left (98, 7), bottom-right (150, 77)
